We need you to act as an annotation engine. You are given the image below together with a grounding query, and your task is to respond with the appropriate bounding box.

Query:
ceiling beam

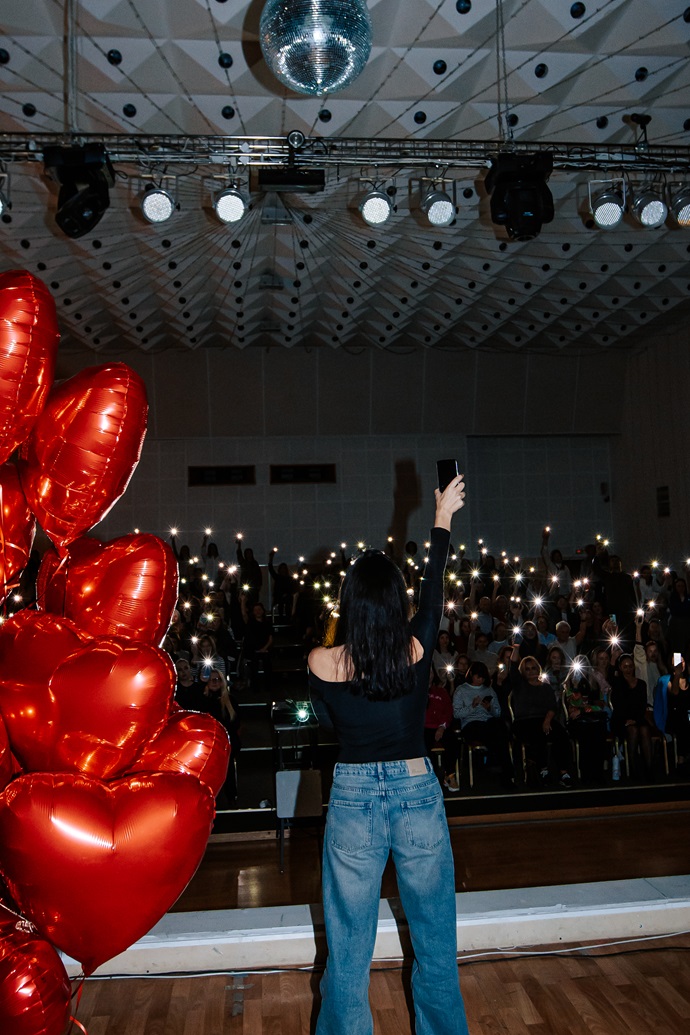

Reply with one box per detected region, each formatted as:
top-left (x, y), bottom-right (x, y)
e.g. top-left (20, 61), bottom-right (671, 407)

top-left (1, 133), bottom-right (690, 176)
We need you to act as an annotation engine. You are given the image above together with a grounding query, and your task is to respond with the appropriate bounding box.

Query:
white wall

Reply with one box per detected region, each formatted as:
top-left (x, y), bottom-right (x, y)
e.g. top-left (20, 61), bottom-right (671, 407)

top-left (89, 429), bottom-right (614, 565)
top-left (468, 435), bottom-right (613, 559)
top-left (55, 345), bottom-right (624, 562)
top-left (612, 324), bottom-right (690, 567)
top-left (97, 432), bottom-right (470, 563)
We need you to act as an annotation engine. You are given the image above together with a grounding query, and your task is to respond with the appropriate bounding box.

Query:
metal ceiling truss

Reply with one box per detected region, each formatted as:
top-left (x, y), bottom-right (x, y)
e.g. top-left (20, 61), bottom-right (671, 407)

top-left (2, 133), bottom-right (690, 177)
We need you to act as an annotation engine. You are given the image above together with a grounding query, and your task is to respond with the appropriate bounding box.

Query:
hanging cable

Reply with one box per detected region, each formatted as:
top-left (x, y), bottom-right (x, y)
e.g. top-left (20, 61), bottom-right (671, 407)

top-left (65, 0), bottom-right (78, 134)
top-left (495, 0), bottom-right (512, 144)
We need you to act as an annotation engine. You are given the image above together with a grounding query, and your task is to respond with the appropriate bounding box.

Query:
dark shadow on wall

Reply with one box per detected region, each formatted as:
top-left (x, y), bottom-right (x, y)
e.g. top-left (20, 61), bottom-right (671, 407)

top-left (387, 459), bottom-right (422, 563)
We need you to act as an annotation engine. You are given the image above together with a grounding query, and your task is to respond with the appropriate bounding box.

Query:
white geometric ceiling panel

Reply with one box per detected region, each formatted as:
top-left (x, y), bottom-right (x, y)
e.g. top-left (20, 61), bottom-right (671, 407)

top-left (0, 0), bottom-right (688, 355)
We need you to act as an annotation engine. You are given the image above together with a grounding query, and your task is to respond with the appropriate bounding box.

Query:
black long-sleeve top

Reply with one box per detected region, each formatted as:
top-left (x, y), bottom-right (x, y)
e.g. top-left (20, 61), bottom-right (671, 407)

top-left (268, 555), bottom-right (295, 604)
top-left (610, 677), bottom-right (648, 732)
top-left (509, 661), bottom-right (557, 721)
top-left (309, 526), bottom-right (449, 762)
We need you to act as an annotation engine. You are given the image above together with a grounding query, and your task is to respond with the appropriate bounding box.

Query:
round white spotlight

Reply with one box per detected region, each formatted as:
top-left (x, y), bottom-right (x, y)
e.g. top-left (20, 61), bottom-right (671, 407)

top-left (214, 187), bottom-right (247, 224)
top-left (631, 187), bottom-right (667, 229)
top-left (670, 187), bottom-right (690, 228)
top-left (287, 130), bottom-right (306, 150)
top-left (141, 187), bottom-right (175, 224)
top-left (422, 189), bottom-right (454, 226)
top-left (359, 190), bottom-right (392, 226)
top-left (590, 188), bottom-right (624, 229)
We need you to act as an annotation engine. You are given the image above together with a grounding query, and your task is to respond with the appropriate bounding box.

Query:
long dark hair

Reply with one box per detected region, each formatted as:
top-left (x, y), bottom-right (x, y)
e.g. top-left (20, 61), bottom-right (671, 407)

top-left (333, 550), bottom-right (415, 700)
top-left (466, 661), bottom-right (490, 686)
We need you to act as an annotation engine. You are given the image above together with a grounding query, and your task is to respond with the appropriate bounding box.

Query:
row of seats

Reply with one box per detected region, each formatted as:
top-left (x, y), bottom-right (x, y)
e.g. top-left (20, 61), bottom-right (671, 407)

top-left (431, 690), bottom-right (678, 790)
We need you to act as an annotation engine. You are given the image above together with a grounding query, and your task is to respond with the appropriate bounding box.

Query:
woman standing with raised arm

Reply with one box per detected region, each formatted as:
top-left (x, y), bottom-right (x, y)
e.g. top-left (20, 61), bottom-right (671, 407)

top-left (309, 477), bottom-right (469, 1035)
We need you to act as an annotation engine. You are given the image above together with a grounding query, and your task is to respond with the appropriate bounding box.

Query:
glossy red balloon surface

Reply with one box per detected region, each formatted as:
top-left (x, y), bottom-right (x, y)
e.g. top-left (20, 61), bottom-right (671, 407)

top-left (19, 363), bottom-right (148, 553)
top-left (36, 535), bottom-right (101, 612)
top-left (0, 611), bottom-right (88, 765)
top-left (0, 621), bottom-right (174, 778)
top-left (0, 611), bottom-right (88, 768)
top-left (38, 532), bottom-right (178, 645)
top-left (0, 270), bottom-right (59, 466)
top-left (129, 710), bottom-right (231, 795)
top-left (0, 902), bottom-right (71, 1035)
top-left (0, 461), bottom-right (36, 606)
top-left (0, 711), bottom-right (13, 793)
top-left (0, 771), bottom-right (215, 975)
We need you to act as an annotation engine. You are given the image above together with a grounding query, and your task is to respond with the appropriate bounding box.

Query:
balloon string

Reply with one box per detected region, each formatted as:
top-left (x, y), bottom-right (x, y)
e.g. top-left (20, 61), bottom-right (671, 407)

top-left (0, 477), bottom-right (27, 608)
top-left (0, 480), bottom-right (5, 617)
top-left (68, 978), bottom-right (88, 1035)
top-left (70, 975), bottom-right (84, 1002)
top-left (33, 550), bottom-right (70, 613)
top-left (58, 552), bottom-right (70, 618)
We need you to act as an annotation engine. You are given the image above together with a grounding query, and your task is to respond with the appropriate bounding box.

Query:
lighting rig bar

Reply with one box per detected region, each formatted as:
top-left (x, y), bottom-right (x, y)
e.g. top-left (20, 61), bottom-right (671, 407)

top-left (1, 133), bottom-right (690, 176)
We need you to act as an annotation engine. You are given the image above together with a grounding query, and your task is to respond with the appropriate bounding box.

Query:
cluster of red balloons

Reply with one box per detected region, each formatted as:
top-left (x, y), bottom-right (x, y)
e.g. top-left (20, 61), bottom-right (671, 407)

top-left (0, 270), bottom-right (230, 1033)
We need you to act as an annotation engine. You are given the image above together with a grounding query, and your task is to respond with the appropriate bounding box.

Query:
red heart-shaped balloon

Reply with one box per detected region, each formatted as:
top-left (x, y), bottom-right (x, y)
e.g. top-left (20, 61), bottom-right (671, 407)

top-left (0, 613), bottom-right (173, 779)
top-left (38, 532), bottom-right (178, 646)
top-left (0, 270), bottom-right (59, 466)
top-left (0, 712), bottom-right (14, 794)
top-left (0, 902), bottom-right (71, 1035)
top-left (0, 771), bottom-right (215, 974)
top-left (129, 710), bottom-right (230, 795)
top-left (0, 462), bottom-right (36, 606)
top-left (0, 611), bottom-right (89, 765)
top-left (36, 535), bottom-right (101, 612)
top-left (18, 363), bottom-right (148, 554)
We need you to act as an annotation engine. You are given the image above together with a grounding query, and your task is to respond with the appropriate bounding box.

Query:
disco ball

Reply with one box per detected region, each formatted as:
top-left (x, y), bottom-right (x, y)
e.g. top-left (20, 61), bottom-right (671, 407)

top-left (259, 0), bottom-right (372, 97)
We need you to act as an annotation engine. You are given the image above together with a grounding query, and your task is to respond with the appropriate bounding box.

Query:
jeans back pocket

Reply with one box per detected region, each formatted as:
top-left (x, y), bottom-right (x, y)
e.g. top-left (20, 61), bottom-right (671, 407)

top-left (400, 794), bottom-right (447, 850)
top-left (328, 799), bottom-right (373, 854)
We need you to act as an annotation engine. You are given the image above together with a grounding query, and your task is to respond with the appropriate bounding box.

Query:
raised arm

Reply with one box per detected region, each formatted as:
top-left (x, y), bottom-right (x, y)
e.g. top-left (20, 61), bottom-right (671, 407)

top-left (411, 477), bottom-right (465, 651)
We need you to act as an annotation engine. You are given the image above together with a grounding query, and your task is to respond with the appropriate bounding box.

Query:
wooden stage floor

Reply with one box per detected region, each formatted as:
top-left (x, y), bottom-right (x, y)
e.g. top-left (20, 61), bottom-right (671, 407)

top-left (76, 934), bottom-right (690, 1034)
top-left (73, 793), bottom-right (690, 1033)
top-left (174, 796), bottom-right (690, 913)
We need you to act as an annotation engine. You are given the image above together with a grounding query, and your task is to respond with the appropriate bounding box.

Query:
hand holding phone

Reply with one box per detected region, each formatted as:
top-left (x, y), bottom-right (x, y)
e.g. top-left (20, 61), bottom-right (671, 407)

top-left (436, 458), bottom-right (459, 492)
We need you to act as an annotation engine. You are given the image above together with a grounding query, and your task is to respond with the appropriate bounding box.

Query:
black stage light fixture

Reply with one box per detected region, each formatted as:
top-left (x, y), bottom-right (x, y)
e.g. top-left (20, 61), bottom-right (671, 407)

top-left (485, 151), bottom-right (554, 241)
top-left (256, 167), bottom-right (325, 193)
top-left (0, 171), bottom-right (10, 218)
top-left (43, 143), bottom-right (115, 238)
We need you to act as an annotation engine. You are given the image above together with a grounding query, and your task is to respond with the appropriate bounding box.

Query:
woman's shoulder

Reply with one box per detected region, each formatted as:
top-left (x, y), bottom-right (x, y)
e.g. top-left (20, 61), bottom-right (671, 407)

top-left (309, 637), bottom-right (424, 680)
top-left (308, 645), bottom-right (347, 682)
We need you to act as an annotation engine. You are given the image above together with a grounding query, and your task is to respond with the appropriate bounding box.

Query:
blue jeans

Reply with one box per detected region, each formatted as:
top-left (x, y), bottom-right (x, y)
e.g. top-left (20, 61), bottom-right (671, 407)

top-left (317, 758), bottom-right (469, 1035)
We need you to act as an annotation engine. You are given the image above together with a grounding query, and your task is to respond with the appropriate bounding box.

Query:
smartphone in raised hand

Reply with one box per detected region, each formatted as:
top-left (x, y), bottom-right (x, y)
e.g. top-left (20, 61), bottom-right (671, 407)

top-left (437, 458), bottom-right (459, 492)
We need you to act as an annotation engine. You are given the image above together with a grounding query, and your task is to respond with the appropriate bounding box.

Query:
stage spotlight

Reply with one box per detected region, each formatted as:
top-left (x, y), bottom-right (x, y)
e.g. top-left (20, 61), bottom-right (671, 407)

top-left (359, 189), bottom-right (392, 226)
top-left (141, 185), bottom-right (176, 224)
top-left (485, 151), bottom-right (554, 241)
top-left (214, 187), bottom-right (247, 224)
top-left (286, 130), bottom-right (306, 150)
top-left (670, 185), bottom-right (690, 227)
top-left (0, 168), bottom-right (10, 217)
top-left (589, 184), bottom-right (625, 229)
top-left (43, 143), bottom-right (114, 239)
top-left (421, 187), bottom-right (454, 226)
top-left (631, 185), bottom-right (667, 228)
